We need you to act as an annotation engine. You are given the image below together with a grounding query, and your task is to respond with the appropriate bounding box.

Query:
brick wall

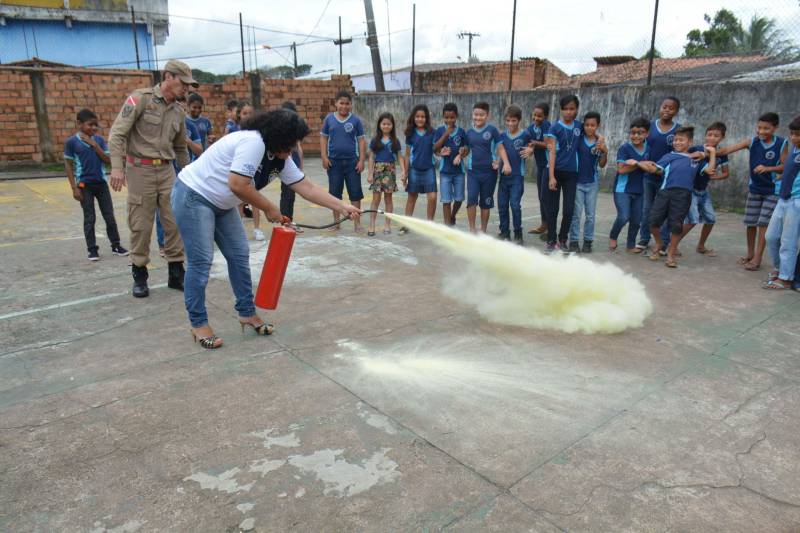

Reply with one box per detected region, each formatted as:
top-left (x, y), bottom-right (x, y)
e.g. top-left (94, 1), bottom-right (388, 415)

top-left (413, 59), bottom-right (568, 94)
top-left (0, 70), bottom-right (41, 161)
top-left (0, 65), bottom-right (354, 163)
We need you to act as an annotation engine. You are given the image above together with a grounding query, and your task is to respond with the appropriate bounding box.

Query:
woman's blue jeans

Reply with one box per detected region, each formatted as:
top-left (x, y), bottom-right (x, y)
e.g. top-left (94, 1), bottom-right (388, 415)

top-left (171, 180), bottom-right (256, 328)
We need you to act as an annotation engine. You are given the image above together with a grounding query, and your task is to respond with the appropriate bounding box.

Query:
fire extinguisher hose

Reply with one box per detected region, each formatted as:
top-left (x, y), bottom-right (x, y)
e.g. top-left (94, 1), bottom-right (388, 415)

top-left (289, 210), bottom-right (384, 230)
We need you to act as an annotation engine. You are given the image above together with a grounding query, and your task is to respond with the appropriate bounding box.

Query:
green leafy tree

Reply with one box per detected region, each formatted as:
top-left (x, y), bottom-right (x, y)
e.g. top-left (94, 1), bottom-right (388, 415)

top-left (684, 9), bottom-right (799, 59)
top-left (640, 48), bottom-right (663, 60)
top-left (259, 64), bottom-right (313, 79)
top-left (684, 9), bottom-right (743, 57)
top-left (190, 68), bottom-right (230, 83)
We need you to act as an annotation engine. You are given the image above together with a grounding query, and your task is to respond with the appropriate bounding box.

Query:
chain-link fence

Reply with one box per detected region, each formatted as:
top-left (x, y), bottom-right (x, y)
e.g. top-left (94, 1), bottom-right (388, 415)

top-left (2, 0), bottom-right (797, 88)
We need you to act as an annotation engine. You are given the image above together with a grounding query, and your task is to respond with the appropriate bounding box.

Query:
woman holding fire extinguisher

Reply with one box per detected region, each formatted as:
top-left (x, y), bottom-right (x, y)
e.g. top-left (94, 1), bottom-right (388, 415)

top-left (172, 108), bottom-right (361, 349)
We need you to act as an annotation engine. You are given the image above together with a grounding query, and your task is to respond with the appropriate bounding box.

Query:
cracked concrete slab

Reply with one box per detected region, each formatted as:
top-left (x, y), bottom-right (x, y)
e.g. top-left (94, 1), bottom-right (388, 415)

top-left (2, 162), bottom-right (800, 531)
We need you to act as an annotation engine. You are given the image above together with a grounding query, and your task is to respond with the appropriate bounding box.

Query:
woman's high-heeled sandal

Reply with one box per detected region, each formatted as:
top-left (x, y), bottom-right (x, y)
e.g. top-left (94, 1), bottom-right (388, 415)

top-left (240, 321), bottom-right (274, 336)
top-left (191, 331), bottom-right (223, 349)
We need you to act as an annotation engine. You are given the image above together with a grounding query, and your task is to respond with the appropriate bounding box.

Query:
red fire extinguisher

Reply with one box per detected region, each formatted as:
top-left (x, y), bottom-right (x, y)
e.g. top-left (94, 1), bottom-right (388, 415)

top-left (254, 225), bottom-right (296, 309)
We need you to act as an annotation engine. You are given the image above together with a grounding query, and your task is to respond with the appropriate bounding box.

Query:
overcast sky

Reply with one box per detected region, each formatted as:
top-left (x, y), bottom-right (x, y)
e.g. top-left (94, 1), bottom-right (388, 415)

top-left (155, 0), bottom-right (795, 76)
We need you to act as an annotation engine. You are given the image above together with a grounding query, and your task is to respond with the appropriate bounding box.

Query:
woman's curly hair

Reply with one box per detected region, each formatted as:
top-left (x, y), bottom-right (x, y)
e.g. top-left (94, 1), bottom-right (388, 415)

top-left (241, 108), bottom-right (310, 153)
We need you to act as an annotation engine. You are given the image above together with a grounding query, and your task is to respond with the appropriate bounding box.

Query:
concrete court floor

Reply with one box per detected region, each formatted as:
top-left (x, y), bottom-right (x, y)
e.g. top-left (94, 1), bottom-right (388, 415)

top-left (1, 159), bottom-right (799, 533)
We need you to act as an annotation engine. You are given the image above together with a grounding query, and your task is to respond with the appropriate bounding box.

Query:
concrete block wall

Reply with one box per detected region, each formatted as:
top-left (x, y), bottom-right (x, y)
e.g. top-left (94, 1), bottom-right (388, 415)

top-left (413, 59), bottom-right (568, 94)
top-left (353, 80), bottom-right (799, 209)
top-left (0, 66), bottom-right (354, 163)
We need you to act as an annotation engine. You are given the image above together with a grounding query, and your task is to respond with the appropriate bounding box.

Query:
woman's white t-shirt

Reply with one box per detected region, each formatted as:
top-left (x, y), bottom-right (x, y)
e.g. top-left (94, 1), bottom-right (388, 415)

top-left (178, 130), bottom-right (304, 210)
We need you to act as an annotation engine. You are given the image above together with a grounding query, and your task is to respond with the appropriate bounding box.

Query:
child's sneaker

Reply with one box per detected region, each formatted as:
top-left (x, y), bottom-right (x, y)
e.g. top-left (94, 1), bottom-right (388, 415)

top-left (568, 241), bottom-right (580, 253)
top-left (514, 231), bottom-right (523, 245)
top-left (544, 241), bottom-right (559, 254)
top-left (581, 240), bottom-right (593, 253)
top-left (88, 249), bottom-right (100, 261)
top-left (111, 244), bottom-right (129, 256)
top-left (253, 228), bottom-right (265, 241)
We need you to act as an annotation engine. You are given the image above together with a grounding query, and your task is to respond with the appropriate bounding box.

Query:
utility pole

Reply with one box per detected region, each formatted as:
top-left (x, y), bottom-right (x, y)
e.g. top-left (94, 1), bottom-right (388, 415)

top-left (458, 31), bottom-right (480, 62)
top-left (239, 12), bottom-right (246, 77)
top-left (291, 42), bottom-right (298, 78)
top-left (646, 0), bottom-right (660, 86)
top-left (411, 3), bottom-right (416, 96)
top-left (363, 0), bottom-right (385, 91)
top-left (333, 16), bottom-right (353, 75)
top-left (508, 0), bottom-right (517, 99)
top-left (130, 6), bottom-right (141, 69)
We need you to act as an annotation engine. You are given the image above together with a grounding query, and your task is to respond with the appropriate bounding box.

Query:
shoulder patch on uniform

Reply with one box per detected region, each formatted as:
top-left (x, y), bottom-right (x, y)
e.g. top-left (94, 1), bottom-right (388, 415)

top-left (125, 95), bottom-right (139, 106)
top-left (122, 104), bottom-right (134, 117)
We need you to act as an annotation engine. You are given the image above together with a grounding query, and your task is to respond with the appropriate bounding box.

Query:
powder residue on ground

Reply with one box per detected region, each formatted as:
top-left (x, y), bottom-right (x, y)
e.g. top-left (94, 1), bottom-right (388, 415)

top-left (385, 214), bottom-right (652, 334)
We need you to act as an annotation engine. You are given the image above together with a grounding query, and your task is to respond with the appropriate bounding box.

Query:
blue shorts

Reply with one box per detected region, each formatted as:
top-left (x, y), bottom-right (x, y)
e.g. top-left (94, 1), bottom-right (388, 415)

top-left (439, 173), bottom-right (465, 203)
top-left (327, 158), bottom-right (364, 202)
top-left (407, 167), bottom-right (437, 194)
top-left (467, 172), bottom-right (497, 208)
top-left (685, 189), bottom-right (717, 225)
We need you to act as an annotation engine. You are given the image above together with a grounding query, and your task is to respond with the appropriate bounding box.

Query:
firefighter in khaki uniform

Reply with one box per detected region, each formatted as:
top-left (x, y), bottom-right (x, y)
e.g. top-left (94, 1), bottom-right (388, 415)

top-left (109, 60), bottom-right (198, 298)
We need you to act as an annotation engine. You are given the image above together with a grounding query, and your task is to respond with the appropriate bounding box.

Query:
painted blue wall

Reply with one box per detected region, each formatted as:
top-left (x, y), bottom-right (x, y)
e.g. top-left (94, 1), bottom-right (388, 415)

top-left (1, 19), bottom-right (155, 69)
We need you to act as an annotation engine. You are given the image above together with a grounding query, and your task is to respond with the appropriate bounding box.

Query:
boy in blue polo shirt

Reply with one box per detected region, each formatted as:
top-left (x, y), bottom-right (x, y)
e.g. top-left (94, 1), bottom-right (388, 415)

top-left (462, 102), bottom-right (511, 233)
top-left (721, 112), bottom-right (789, 272)
top-left (543, 94), bottom-right (583, 252)
top-left (434, 102), bottom-right (467, 226)
top-left (523, 102), bottom-right (551, 236)
top-left (497, 104), bottom-right (532, 243)
top-left (568, 111), bottom-right (607, 253)
top-left (679, 122), bottom-right (730, 257)
top-left (764, 116), bottom-right (800, 290)
top-left (638, 96), bottom-right (681, 251)
top-left (320, 90), bottom-right (366, 232)
top-left (647, 126), bottom-right (716, 268)
top-left (223, 100), bottom-right (239, 136)
top-left (64, 109), bottom-right (128, 261)
top-left (609, 117), bottom-right (651, 253)
top-left (186, 93), bottom-right (212, 148)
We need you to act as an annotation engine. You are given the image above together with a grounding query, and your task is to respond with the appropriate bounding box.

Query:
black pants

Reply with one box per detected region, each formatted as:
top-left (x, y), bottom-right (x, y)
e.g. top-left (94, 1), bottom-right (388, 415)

top-left (544, 169), bottom-right (578, 243)
top-left (536, 164), bottom-right (548, 226)
top-left (80, 181), bottom-right (121, 251)
top-left (280, 182), bottom-right (296, 220)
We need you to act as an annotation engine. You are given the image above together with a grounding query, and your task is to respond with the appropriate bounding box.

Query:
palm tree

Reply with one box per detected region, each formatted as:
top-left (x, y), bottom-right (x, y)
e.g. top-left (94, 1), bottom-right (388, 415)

top-left (741, 16), bottom-right (799, 59)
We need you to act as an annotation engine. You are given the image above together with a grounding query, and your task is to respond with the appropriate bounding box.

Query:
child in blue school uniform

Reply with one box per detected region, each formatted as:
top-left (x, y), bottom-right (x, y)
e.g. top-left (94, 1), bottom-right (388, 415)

top-left (320, 90), bottom-right (366, 232)
top-left (647, 126), bottom-right (717, 268)
top-left (763, 116), bottom-right (800, 290)
top-left (525, 102), bottom-right (551, 236)
top-left (543, 94), bottom-right (583, 252)
top-left (367, 112), bottom-right (405, 235)
top-left (638, 96), bottom-right (681, 251)
top-left (568, 111), bottom-right (608, 253)
top-left (433, 102), bottom-right (467, 226)
top-left (222, 99), bottom-right (239, 136)
top-left (186, 92), bottom-right (213, 148)
top-left (463, 101), bottom-right (511, 233)
top-left (63, 108), bottom-right (128, 261)
top-left (721, 112), bottom-right (789, 272)
top-left (609, 117), bottom-right (652, 253)
top-left (678, 122), bottom-right (730, 257)
top-left (497, 104), bottom-right (532, 244)
top-left (402, 104), bottom-right (438, 230)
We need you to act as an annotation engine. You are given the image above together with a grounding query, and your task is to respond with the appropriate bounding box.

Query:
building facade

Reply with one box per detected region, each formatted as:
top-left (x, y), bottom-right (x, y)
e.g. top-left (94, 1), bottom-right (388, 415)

top-left (0, 0), bottom-right (168, 69)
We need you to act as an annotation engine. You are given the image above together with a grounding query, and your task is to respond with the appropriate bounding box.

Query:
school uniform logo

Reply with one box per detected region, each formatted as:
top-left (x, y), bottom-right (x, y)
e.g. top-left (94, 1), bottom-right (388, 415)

top-left (344, 122), bottom-right (354, 133)
top-left (765, 150), bottom-right (776, 160)
top-left (482, 131), bottom-right (492, 141)
top-left (667, 134), bottom-right (675, 145)
top-left (243, 163), bottom-right (256, 175)
top-left (453, 135), bottom-right (462, 146)
top-left (513, 138), bottom-right (525, 150)
top-left (794, 153), bottom-right (800, 164)
top-left (573, 128), bottom-right (581, 137)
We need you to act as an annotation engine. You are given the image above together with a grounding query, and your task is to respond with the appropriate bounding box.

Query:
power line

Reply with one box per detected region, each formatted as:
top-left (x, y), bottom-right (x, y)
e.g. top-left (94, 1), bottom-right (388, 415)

top-left (299, 0), bottom-right (334, 45)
